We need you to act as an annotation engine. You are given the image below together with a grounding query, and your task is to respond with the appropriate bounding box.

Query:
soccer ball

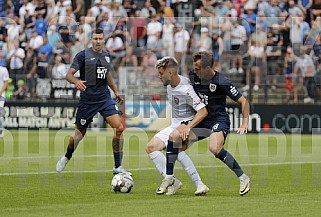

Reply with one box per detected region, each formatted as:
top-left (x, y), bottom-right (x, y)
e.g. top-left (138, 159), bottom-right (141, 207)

top-left (111, 173), bottom-right (134, 193)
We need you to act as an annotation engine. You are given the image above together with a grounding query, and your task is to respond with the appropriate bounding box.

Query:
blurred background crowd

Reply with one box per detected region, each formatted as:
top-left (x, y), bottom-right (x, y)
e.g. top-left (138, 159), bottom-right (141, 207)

top-left (0, 0), bottom-right (320, 104)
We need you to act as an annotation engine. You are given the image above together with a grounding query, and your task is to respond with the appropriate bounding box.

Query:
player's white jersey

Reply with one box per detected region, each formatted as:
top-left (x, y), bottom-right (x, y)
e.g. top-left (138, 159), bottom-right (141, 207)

top-left (0, 66), bottom-right (9, 98)
top-left (167, 75), bottom-right (205, 127)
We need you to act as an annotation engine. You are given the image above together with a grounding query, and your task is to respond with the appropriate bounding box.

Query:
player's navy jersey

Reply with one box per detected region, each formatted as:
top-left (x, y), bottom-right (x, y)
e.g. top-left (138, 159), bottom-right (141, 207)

top-left (71, 48), bottom-right (112, 104)
top-left (189, 69), bottom-right (242, 121)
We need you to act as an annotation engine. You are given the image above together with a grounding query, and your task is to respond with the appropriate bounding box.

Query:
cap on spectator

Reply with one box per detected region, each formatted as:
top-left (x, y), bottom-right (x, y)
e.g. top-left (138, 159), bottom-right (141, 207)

top-left (217, 0), bottom-right (223, 4)
top-left (17, 80), bottom-right (25, 86)
top-left (114, 0), bottom-right (122, 3)
top-left (201, 27), bottom-right (209, 33)
top-left (0, 41), bottom-right (3, 47)
top-left (175, 22), bottom-right (182, 28)
top-left (94, 0), bottom-right (101, 4)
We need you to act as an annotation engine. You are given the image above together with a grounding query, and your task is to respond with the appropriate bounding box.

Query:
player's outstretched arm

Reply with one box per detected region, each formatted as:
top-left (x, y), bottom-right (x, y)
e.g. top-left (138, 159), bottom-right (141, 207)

top-left (65, 67), bottom-right (87, 91)
top-left (236, 96), bottom-right (249, 134)
top-left (107, 72), bottom-right (124, 104)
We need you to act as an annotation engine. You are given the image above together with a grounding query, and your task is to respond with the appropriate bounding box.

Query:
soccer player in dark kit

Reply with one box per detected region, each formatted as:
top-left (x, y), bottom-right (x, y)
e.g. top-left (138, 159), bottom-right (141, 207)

top-left (56, 29), bottom-right (127, 175)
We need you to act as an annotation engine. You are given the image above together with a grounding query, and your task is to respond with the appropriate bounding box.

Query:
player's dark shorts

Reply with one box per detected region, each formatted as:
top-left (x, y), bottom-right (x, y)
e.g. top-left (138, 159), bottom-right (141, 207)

top-left (75, 99), bottom-right (121, 128)
top-left (192, 119), bottom-right (230, 141)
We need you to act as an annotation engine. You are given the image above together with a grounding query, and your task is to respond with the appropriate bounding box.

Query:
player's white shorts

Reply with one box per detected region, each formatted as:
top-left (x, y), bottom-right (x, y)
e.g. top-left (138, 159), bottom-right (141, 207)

top-left (154, 126), bottom-right (195, 147)
top-left (154, 126), bottom-right (175, 144)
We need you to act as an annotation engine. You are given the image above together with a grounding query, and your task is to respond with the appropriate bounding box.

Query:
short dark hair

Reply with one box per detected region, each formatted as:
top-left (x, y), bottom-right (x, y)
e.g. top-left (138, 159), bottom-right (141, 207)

top-left (93, 28), bottom-right (104, 35)
top-left (193, 51), bottom-right (214, 69)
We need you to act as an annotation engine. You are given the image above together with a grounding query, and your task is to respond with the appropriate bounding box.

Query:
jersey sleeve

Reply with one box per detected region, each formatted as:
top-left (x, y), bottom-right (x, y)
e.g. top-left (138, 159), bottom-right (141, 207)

top-left (221, 79), bottom-right (242, 102)
top-left (70, 51), bottom-right (84, 71)
top-left (186, 85), bottom-right (205, 111)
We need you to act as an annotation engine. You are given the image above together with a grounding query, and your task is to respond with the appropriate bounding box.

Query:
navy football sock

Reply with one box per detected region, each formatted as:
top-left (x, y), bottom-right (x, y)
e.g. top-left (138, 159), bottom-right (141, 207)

top-left (113, 138), bottom-right (123, 168)
top-left (215, 148), bottom-right (243, 177)
top-left (65, 144), bottom-right (75, 160)
top-left (113, 152), bottom-right (123, 168)
top-left (166, 140), bottom-right (179, 175)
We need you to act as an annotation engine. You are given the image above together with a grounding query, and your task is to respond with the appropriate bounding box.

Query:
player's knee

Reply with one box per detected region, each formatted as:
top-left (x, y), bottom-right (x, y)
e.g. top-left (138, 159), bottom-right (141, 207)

top-left (115, 123), bottom-right (124, 134)
top-left (209, 144), bottom-right (221, 156)
top-left (145, 142), bottom-right (155, 154)
top-left (169, 131), bottom-right (180, 142)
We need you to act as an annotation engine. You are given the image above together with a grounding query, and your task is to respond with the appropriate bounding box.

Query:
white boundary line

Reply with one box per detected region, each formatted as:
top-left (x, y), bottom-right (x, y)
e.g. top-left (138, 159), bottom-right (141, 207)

top-left (1, 161), bottom-right (321, 176)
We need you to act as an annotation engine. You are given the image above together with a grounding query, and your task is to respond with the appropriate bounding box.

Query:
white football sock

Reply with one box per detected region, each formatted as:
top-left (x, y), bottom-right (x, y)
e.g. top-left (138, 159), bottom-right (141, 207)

top-left (149, 151), bottom-right (166, 177)
top-left (178, 151), bottom-right (204, 187)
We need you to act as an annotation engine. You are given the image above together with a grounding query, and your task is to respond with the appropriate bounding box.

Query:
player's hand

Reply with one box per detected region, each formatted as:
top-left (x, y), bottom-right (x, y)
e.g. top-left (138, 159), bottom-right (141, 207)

top-left (115, 92), bottom-right (124, 104)
top-left (176, 124), bottom-right (191, 141)
top-left (235, 124), bottom-right (248, 134)
top-left (75, 80), bottom-right (87, 91)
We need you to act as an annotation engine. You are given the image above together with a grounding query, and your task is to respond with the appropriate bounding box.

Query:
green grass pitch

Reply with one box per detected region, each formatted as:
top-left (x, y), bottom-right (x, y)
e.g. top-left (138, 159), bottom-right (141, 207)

top-left (1, 129), bottom-right (321, 217)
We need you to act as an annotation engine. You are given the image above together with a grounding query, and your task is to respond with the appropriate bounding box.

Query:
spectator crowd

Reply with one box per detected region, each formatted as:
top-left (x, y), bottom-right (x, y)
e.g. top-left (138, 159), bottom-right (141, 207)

top-left (0, 0), bottom-right (320, 103)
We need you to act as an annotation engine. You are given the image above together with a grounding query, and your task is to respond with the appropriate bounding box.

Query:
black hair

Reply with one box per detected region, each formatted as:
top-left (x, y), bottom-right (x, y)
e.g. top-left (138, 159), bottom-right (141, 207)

top-left (193, 51), bottom-right (214, 69)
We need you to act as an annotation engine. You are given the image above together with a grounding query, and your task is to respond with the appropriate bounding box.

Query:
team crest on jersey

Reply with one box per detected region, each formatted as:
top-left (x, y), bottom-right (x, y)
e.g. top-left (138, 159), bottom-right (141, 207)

top-left (105, 56), bottom-right (110, 63)
top-left (174, 96), bottom-right (179, 104)
top-left (209, 83), bottom-right (217, 92)
top-left (80, 119), bottom-right (86, 126)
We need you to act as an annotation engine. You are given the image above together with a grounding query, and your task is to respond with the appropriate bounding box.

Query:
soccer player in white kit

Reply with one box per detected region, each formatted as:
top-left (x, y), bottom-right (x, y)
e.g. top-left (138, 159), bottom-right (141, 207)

top-left (145, 57), bottom-right (209, 195)
top-left (0, 66), bottom-right (9, 137)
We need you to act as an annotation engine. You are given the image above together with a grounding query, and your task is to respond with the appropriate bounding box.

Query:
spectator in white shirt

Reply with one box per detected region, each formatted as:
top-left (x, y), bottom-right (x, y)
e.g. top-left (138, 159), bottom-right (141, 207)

top-left (8, 42), bottom-right (25, 83)
top-left (51, 55), bottom-right (67, 79)
top-left (174, 23), bottom-right (190, 64)
top-left (147, 15), bottom-right (162, 49)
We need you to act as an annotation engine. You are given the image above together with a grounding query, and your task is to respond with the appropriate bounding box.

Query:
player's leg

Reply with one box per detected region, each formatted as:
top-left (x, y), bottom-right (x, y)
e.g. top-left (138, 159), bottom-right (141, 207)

top-left (208, 130), bottom-right (250, 196)
top-left (56, 103), bottom-right (92, 173)
top-left (106, 113), bottom-right (126, 174)
top-left (145, 132), bottom-right (168, 177)
top-left (56, 126), bottom-right (87, 173)
top-left (0, 101), bottom-right (5, 137)
top-left (157, 127), bottom-right (187, 194)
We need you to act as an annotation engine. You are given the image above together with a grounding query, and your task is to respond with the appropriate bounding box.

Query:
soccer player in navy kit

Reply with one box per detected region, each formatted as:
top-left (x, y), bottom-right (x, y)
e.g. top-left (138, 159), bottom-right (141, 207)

top-left (56, 29), bottom-right (127, 175)
top-left (191, 51), bottom-right (250, 196)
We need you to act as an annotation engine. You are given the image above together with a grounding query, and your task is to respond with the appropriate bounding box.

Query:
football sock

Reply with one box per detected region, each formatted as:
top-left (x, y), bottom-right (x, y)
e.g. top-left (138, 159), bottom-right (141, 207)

top-left (113, 152), bottom-right (123, 168)
top-left (166, 140), bottom-right (179, 175)
top-left (149, 151), bottom-right (166, 177)
top-left (215, 148), bottom-right (243, 177)
top-left (178, 151), bottom-right (204, 187)
top-left (65, 144), bottom-right (75, 159)
top-left (113, 138), bottom-right (123, 168)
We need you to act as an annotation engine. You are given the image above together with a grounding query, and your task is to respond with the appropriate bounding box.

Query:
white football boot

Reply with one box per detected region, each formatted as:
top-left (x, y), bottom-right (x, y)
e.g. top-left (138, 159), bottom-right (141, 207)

top-left (56, 156), bottom-right (69, 173)
top-left (112, 166), bottom-right (129, 175)
top-left (156, 177), bottom-right (174, 195)
top-left (194, 184), bottom-right (210, 196)
top-left (239, 174), bottom-right (250, 196)
top-left (166, 178), bottom-right (183, 195)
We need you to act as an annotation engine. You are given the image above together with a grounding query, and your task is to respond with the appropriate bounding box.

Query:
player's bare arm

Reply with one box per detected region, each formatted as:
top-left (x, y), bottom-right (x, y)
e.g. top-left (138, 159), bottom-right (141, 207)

top-left (235, 96), bottom-right (249, 134)
top-left (178, 106), bottom-right (208, 140)
top-left (0, 80), bottom-right (8, 96)
top-left (65, 67), bottom-right (87, 91)
top-left (107, 72), bottom-right (124, 104)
